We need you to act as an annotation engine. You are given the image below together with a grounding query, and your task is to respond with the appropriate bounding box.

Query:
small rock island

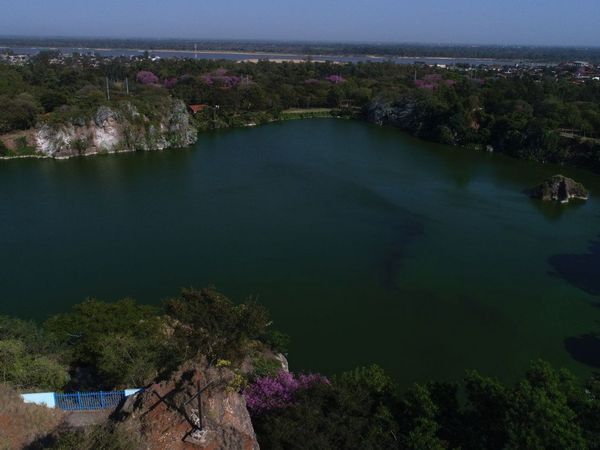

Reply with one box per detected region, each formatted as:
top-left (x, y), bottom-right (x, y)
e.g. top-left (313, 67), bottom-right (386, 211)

top-left (530, 175), bottom-right (590, 203)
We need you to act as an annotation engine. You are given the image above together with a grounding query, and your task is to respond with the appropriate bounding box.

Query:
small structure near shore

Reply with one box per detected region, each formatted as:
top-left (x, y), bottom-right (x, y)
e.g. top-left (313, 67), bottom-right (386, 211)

top-left (530, 175), bottom-right (589, 203)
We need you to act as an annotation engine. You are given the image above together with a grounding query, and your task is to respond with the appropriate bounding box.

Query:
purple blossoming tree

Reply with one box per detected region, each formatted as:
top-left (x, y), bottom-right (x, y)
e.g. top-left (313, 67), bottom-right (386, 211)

top-left (136, 70), bottom-right (159, 85)
top-left (326, 75), bottom-right (346, 84)
top-left (243, 371), bottom-right (329, 416)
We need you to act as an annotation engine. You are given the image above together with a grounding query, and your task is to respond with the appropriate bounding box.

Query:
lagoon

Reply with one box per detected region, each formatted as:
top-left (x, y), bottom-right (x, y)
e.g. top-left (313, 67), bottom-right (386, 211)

top-left (1, 119), bottom-right (599, 386)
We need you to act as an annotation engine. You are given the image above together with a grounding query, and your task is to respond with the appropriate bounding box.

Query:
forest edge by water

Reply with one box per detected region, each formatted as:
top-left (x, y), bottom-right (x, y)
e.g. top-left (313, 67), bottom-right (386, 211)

top-left (1, 52), bottom-right (600, 173)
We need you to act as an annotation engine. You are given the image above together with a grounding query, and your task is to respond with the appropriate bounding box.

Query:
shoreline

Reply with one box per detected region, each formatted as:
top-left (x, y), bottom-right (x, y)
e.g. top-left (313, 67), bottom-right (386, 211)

top-left (0, 112), bottom-right (339, 161)
top-left (3, 115), bottom-right (597, 180)
top-left (0, 146), bottom-right (178, 161)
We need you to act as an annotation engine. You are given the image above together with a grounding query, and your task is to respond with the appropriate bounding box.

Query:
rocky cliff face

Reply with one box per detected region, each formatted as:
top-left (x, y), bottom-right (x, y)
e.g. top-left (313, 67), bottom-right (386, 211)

top-left (35, 99), bottom-right (197, 158)
top-left (113, 359), bottom-right (259, 450)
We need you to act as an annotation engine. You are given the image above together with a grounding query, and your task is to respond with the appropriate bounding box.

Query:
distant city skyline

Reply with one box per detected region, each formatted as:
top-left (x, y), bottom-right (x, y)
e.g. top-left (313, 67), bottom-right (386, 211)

top-left (1, 0), bottom-right (599, 47)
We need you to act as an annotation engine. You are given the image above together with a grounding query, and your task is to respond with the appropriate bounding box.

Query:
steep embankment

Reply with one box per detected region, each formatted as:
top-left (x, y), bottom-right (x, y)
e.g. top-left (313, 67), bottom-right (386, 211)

top-left (2, 98), bottom-right (197, 159)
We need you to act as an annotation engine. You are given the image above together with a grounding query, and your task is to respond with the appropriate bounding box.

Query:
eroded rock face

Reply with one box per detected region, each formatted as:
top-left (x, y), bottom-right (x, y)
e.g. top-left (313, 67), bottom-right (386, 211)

top-left (113, 359), bottom-right (259, 450)
top-left (530, 175), bottom-right (589, 203)
top-left (35, 100), bottom-right (197, 158)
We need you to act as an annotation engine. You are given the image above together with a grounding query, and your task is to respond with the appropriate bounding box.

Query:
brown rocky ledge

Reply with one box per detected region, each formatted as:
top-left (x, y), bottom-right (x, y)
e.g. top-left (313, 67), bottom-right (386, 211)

top-left (112, 359), bottom-right (259, 450)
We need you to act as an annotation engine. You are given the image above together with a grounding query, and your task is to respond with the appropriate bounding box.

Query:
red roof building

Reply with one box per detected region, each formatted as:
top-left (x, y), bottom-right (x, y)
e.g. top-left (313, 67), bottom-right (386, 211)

top-left (188, 104), bottom-right (208, 114)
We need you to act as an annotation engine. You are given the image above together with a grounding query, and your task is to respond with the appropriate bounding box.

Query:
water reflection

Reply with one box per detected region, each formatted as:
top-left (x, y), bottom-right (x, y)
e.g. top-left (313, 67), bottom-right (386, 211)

top-left (528, 198), bottom-right (586, 221)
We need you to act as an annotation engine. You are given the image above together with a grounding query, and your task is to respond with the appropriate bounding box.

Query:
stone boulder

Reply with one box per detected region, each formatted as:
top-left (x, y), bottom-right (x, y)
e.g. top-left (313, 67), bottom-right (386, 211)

top-left (530, 175), bottom-right (589, 203)
top-left (113, 359), bottom-right (259, 450)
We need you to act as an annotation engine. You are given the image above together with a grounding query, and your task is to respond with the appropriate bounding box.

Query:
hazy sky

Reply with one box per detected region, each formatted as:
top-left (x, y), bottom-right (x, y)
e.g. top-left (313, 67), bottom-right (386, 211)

top-left (1, 0), bottom-right (599, 46)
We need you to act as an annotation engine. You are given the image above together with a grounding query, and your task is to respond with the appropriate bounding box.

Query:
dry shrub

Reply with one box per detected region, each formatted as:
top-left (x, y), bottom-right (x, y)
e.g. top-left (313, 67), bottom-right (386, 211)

top-left (0, 384), bottom-right (63, 450)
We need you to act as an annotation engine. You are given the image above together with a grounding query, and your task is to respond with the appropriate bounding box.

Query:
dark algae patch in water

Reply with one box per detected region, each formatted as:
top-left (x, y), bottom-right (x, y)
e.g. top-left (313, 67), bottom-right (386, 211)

top-left (549, 235), bottom-right (600, 296)
top-left (553, 233), bottom-right (600, 369)
top-left (564, 332), bottom-right (600, 369)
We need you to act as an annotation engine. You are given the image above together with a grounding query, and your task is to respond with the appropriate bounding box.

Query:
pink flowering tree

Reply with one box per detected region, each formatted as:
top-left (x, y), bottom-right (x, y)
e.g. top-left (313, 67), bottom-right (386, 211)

top-left (243, 371), bottom-right (329, 416)
top-left (136, 70), bottom-right (159, 85)
top-left (201, 68), bottom-right (242, 88)
top-left (326, 75), bottom-right (345, 84)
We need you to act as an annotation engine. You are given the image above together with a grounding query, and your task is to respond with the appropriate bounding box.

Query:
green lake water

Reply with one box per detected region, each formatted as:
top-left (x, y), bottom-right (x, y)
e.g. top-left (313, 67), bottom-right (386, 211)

top-left (1, 119), bottom-right (600, 386)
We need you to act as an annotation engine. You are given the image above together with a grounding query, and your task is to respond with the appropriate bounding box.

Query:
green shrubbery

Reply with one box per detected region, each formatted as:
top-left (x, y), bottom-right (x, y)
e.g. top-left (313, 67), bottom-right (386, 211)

top-left (0, 340), bottom-right (68, 391)
top-left (0, 316), bottom-right (68, 390)
top-left (164, 287), bottom-right (272, 364)
top-left (0, 288), bottom-right (287, 392)
top-left (253, 361), bottom-right (600, 450)
top-left (2, 289), bottom-right (600, 449)
top-left (45, 298), bottom-right (170, 389)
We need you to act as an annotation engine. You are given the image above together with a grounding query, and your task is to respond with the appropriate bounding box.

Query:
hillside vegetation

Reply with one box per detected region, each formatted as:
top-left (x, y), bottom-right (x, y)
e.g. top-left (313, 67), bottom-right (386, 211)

top-left (1, 288), bottom-right (600, 449)
top-left (1, 53), bottom-right (599, 171)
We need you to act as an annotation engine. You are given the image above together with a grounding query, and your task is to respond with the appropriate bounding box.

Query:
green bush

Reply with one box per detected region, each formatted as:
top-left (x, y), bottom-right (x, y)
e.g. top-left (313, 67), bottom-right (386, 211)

top-left (251, 355), bottom-right (282, 379)
top-left (0, 93), bottom-right (41, 133)
top-left (0, 339), bottom-right (69, 391)
top-left (262, 329), bottom-right (290, 354)
top-left (44, 299), bottom-right (166, 389)
top-left (164, 288), bottom-right (271, 364)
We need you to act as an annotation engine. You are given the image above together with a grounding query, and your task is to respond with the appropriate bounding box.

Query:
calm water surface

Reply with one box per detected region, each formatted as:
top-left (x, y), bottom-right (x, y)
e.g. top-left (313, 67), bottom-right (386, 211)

top-left (1, 119), bottom-right (599, 385)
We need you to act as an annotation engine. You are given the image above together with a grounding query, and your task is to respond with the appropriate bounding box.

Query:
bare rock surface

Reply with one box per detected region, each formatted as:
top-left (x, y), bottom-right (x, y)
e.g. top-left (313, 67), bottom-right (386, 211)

top-left (113, 359), bottom-right (259, 450)
top-left (34, 99), bottom-right (197, 158)
top-left (530, 174), bottom-right (589, 203)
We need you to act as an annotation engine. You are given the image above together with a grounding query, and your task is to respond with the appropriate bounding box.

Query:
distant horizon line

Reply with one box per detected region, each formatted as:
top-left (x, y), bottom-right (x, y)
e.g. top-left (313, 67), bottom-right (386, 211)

top-left (1, 34), bottom-right (599, 50)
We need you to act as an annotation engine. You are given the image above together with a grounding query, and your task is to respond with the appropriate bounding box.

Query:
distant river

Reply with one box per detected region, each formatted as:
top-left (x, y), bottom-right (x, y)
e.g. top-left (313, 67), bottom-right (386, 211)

top-left (1, 119), bottom-right (598, 385)
top-left (2, 46), bottom-right (546, 66)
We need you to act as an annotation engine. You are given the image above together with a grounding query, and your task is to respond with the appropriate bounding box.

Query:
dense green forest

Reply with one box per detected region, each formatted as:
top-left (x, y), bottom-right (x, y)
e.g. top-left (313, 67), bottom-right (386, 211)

top-left (1, 289), bottom-right (600, 449)
top-left (1, 51), bottom-right (600, 171)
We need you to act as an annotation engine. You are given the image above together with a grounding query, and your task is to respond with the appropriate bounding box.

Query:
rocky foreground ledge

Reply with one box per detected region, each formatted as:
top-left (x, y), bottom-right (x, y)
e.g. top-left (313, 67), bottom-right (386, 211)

top-left (530, 175), bottom-right (590, 203)
top-left (114, 359), bottom-right (260, 450)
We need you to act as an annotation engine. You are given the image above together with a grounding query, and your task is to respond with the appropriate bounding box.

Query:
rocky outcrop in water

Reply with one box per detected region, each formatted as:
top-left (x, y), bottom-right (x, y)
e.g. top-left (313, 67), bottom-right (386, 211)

top-left (530, 175), bottom-right (589, 203)
top-left (113, 359), bottom-right (259, 450)
top-left (35, 99), bottom-right (197, 158)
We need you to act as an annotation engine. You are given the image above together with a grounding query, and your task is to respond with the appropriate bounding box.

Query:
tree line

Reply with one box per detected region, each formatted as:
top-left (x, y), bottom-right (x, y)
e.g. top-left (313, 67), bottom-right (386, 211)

top-left (1, 53), bottom-right (600, 171)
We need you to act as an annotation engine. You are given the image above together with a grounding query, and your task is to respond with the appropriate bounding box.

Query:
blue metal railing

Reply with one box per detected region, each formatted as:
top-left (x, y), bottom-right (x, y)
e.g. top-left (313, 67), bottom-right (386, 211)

top-left (54, 390), bottom-right (126, 411)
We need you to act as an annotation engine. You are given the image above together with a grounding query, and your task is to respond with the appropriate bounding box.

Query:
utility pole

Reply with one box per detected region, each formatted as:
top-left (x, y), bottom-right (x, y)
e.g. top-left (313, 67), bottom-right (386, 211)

top-left (195, 43), bottom-right (198, 59)
top-left (106, 77), bottom-right (111, 101)
top-left (213, 105), bottom-right (220, 127)
top-left (125, 77), bottom-right (129, 95)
